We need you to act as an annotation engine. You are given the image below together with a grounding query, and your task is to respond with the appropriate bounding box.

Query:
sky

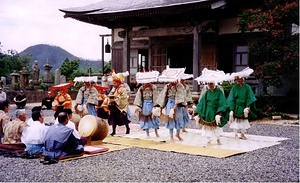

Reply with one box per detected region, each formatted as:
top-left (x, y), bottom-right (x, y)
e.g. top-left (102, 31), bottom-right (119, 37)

top-left (0, 0), bottom-right (112, 61)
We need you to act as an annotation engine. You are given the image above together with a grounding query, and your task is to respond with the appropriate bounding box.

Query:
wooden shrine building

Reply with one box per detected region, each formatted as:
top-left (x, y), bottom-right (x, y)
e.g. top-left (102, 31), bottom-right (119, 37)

top-left (60, 0), bottom-right (263, 91)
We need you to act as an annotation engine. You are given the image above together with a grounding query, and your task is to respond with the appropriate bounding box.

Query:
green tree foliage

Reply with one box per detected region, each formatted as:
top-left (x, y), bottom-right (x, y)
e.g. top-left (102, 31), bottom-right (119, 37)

top-left (0, 43), bottom-right (31, 80)
top-left (104, 61), bottom-right (111, 74)
top-left (237, 0), bottom-right (299, 87)
top-left (60, 58), bottom-right (86, 81)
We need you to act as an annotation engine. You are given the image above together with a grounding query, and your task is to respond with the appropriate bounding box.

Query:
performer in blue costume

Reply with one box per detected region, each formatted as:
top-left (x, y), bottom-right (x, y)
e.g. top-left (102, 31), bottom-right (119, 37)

top-left (133, 71), bottom-right (160, 138)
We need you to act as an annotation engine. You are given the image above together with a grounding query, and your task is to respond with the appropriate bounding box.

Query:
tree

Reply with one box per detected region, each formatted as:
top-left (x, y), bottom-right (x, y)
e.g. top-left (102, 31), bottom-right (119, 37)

top-left (0, 43), bottom-right (31, 80)
top-left (104, 61), bottom-right (111, 74)
top-left (238, 0), bottom-right (299, 87)
top-left (60, 58), bottom-right (86, 81)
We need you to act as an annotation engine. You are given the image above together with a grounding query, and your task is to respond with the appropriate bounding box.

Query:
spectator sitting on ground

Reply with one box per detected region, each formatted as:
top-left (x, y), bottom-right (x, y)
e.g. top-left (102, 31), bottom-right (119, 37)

top-left (21, 111), bottom-right (49, 158)
top-left (13, 90), bottom-right (27, 109)
top-left (0, 100), bottom-right (12, 142)
top-left (41, 91), bottom-right (54, 110)
top-left (27, 106), bottom-right (42, 126)
top-left (2, 109), bottom-right (28, 145)
top-left (42, 112), bottom-right (84, 164)
top-left (0, 87), bottom-right (7, 102)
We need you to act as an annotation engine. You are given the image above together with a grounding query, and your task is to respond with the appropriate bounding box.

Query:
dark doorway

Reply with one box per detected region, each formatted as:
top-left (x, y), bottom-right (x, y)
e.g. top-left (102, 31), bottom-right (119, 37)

top-left (167, 44), bottom-right (193, 74)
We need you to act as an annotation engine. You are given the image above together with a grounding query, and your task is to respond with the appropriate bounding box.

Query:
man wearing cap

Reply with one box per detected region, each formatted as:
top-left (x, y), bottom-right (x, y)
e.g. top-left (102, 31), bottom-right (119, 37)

top-left (2, 109), bottom-right (28, 145)
top-left (75, 80), bottom-right (98, 116)
top-left (13, 90), bottom-right (27, 109)
top-left (0, 87), bottom-right (7, 102)
top-left (42, 112), bottom-right (84, 164)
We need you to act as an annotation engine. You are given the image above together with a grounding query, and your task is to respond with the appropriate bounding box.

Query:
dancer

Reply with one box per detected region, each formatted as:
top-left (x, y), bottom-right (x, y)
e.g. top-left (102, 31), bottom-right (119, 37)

top-left (156, 67), bottom-right (185, 142)
top-left (133, 71), bottom-right (160, 138)
top-left (51, 82), bottom-right (73, 119)
top-left (75, 79), bottom-right (98, 116)
top-left (106, 71), bottom-right (131, 136)
top-left (194, 68), bottom-right (229, 146)
top-left (227, 67), bottom-right (257, 140)
top-left (179, 74), bottom-right (193, 132)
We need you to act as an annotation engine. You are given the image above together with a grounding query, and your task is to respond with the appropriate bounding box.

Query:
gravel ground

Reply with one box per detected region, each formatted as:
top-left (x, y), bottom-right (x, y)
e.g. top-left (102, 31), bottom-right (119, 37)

top-left (0, 104), bottom-right (299, 182)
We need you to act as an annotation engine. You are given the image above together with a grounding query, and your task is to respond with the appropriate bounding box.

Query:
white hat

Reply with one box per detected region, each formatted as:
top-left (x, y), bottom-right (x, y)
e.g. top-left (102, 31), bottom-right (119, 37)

top-left (194, 68), bottom-right (229, 85)
top-left (73, 76), bottom-right (98, 83)
top-left (227, 67), bottom-right (254, 81)
top-left (136, 71), bottom-right (159, 84)
top-left (158, 66), bottom-right (185, 82)
top-left (180, 73), bottom-right (193, 80)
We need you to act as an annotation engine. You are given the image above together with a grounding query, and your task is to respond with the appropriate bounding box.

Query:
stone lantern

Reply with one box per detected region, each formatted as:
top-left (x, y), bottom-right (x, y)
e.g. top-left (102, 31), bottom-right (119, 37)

top-left (43, 58), bottom-right (53, 84)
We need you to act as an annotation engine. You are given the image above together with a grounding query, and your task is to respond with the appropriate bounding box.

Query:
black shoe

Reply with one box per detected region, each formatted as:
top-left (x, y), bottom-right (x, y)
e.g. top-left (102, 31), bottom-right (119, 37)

top-left (21, 152), bottom-right (30, 159)
top-left (40, 157), bottom-right (50, 163)
top-left (126, 128), bottom-right (130, 134)
top-left (110, 132), bottom-right (115, 136)
top-left (42, 158), bottom-right (58, 165)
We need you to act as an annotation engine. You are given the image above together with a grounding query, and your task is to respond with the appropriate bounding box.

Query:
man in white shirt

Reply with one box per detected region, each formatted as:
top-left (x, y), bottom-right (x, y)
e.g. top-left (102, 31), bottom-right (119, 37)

top-left (0, 88), bottom-right (7, 102)
top-left (21, 111), bottom-right (48, 157)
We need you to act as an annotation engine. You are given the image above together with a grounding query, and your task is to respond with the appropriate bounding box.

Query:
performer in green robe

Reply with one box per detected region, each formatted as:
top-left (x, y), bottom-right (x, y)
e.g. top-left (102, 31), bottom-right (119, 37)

top-left (227, 76), bottom-right (257, 140)
top-left (196, 82), bottom-right (228, 146)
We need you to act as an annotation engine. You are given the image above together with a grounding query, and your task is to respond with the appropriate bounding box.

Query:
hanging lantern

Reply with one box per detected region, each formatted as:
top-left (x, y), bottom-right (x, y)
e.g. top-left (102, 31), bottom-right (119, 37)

top-left (105, 39), bottom-right (111, 53)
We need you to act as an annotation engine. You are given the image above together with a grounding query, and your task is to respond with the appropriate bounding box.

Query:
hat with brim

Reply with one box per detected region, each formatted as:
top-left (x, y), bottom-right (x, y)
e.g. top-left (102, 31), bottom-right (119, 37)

top-left (50, 81), bottom-right (73, 92)
top-left (74, 76), bottom-right (97, 83)
top-left (158, 66), bottom-right (185, 82)
top-left (194, 68), bottom-right (229, 85)
top-left (181, 73), bottom-right (193, 80)
top-left (227, 67), bottom-right (254, 81)
top-left (93, 84), bottom-right (110, 92)
top-left (136, 71), bottom-right (160, 84)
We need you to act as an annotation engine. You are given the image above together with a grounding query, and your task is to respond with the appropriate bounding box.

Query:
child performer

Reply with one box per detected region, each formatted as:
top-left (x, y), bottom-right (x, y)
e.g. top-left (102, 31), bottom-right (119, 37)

top-left (133, 71), bottom-right (160, 138)
top-left (156, 67), bottom-right (186, 142)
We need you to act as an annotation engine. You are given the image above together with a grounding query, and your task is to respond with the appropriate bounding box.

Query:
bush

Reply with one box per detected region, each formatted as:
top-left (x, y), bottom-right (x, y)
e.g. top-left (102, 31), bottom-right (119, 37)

top-left (39, 82), bottom-right (48, 91)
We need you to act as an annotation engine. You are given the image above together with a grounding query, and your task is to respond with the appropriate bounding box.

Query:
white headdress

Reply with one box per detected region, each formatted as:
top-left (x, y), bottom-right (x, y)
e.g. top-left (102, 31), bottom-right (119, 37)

top-left (158, 66), bottom-right (185, 82)
top-left (194, 68), bottom-right (229, 85)
top-left (74, 76), bottom-right (98, 83)
top-left (180, 73), bottom-right (193, 80)
top-left (227, 67), bottom-right (254, 81)
top-left (136, 71), bottom-right (160, 84)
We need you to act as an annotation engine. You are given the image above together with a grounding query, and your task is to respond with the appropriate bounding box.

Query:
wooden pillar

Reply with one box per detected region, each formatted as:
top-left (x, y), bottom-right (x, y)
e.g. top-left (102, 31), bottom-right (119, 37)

top-left (148, 38), bottom-right (152, 71)
top-left (122, 28), bottom-right (131, 83)
top-left (193, 27), bottom-right (201, 92)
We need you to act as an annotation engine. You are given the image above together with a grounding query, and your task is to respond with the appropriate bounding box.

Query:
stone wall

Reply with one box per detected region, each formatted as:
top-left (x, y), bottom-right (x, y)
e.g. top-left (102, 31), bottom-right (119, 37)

top-left (6, 90), bottom-right (78, 104)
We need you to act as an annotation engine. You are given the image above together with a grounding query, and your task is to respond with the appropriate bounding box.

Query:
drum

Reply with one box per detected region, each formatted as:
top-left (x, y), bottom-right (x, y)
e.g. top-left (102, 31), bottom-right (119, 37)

top-left (78, 115), bottom-right (109, 141)
top-left (71, 113), bottom-right (81, 130)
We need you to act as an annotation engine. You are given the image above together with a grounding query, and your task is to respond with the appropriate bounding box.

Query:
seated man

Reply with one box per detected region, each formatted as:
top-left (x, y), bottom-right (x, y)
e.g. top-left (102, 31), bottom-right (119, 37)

top-left (21, 111), bottom-right (48, 158)
top-left (0, 100), bottom-right (11, 142)
top-left (54, 108), bottom-right (87, 146)
top-left (13, 90), bottom-right (27, 109)
top-left (41, 91), bottom-right (54, 110)
top-left (42, 112), bottom-right (84, 164)
top-left (27, 106), bottom-right (42, 126)
top-left (2, 109), bottom-right (28, 145)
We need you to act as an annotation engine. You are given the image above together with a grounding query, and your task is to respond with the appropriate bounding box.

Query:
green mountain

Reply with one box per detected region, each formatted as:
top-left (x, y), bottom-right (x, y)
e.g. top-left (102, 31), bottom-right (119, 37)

top-left (19, 44), bottom-right (103, 74)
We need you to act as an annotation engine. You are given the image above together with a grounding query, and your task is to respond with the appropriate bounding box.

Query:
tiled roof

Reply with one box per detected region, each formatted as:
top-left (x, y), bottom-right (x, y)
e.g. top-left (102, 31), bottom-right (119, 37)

top-left (60, 0), bottom-right (213, 14)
